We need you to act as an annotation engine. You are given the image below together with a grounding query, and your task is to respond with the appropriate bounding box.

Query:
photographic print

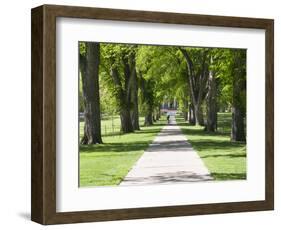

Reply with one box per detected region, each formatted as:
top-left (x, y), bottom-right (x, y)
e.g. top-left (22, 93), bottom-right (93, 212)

top-left (79, 42), bottom-right (247, 187)
top-left (31, 5), bottom-right (273, 224)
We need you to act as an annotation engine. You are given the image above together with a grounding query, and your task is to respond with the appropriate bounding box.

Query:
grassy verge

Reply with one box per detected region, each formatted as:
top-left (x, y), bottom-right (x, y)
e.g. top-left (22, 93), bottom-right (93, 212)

top-left (79, 117), bottom-right (166, 187)
top-left (177, 113), bottom-right (246, 180)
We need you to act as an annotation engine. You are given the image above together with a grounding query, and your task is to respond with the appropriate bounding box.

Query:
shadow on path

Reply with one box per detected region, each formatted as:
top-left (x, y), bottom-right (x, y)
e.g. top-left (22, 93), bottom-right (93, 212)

top-left (122, 171), bottom-right (213, 185)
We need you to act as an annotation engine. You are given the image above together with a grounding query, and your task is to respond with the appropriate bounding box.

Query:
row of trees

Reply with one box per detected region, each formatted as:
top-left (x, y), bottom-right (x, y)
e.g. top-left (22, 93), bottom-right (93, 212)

top-left (79, 42), bottom-right (246, 145)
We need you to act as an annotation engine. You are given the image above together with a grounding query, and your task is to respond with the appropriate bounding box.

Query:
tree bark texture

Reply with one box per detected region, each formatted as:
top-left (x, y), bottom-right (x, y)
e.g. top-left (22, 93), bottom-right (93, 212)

top-left (80, 43), bottom-right (102, 144)
top-left (188, 103), bottom-right (196, 125)
top-left (155, 105), bottom-right (161, 120)
top-left (110, 67), bottom-right (134, 133)
top-left (205, 58), bottom-right (217, 132)
top-left (194, 104), bottom-right (204, 126)
top-left (120, 106), bottom-right (134, 133)
top-left (183, 99), bottom-right (189, 121)
top-left (129, 54), bottom-right (140, 130)
top-left (140, 73), bottom-right (154, 126)
top-left (231, 50), bottom-right (246, 142)
top-left (144, 113), bottom-right (153, 126)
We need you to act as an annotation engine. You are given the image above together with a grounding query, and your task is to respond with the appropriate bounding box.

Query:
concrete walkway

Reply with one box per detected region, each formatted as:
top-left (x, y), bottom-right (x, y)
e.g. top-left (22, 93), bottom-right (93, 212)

top-left (120, 116), bottom-right (213, 186)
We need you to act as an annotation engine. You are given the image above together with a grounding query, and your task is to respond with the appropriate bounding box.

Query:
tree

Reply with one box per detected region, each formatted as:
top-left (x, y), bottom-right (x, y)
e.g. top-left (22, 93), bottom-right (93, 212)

top-left (188, 103), bottom-right (196, 125)
top-left (100, 44), bottom-right (138, 133)
top-left (79, 42), bottom-right (102, 144)
top-left (231, 49), bottom-right (246, 141)
top-left (129, 51), bottom-right (140, 130)
top-left (179, 48), bottom-right (209, 126)
top-left (136, 45), bottom-right (187, 125)
top-left (210, 48), bottom-right (246, 140)
top-left (182, 98), bottom-right (189, 121)
top-left (136, 46), bottom-right (158, 126)
top-left (139, 73), bottom-right (155, 126)
top-left (111, 64), bottom-right (134, 133)
top-left (205, 55), bottom-right (217, 132)
top-left (79, 76), bottom-right (84, 113)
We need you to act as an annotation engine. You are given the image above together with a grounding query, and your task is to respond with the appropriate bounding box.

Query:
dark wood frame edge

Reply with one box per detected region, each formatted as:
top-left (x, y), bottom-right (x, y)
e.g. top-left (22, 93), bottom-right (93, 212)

top-left (31, 4), bottom-right (274, 225)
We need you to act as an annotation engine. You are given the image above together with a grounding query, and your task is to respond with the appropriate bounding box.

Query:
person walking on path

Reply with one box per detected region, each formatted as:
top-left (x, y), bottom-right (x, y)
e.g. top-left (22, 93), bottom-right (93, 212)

top-left (167, 114), bottom-right (170, 124)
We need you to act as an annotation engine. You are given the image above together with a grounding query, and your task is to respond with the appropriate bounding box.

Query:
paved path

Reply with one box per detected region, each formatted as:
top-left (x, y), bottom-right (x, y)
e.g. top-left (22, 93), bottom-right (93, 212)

top-left (120, 116), bottom-right (213, 186)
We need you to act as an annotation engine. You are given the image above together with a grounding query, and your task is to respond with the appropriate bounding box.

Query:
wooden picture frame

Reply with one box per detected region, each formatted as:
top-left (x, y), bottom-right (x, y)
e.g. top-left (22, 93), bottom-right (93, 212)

top-left (31, 4), bottom-right (274, 225)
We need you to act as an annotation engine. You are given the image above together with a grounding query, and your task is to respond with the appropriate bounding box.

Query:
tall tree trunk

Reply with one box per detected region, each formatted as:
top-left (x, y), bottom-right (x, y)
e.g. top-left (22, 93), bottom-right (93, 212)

top-left (231, 51), bottom-right (246, 141)
top-left (120, 106), bottom-right (134, 133)
top-left (156, 105), bottom-right (161, 120)
top-left (231, 107), bottom-right (245, 141)
top-left (183, 111), bottom-right (188, 121)
top-left (183, 99), bottom-right (188, 121)
top-left (205, 58), bottom-right (217, 132)
top-left (180, 48), bottom-right (208, 126)
top-left (144, 101), bottom-right (154, 126)
top-left (80, 43), bottom-right (102, 144)
top-left (153, 113), bottom-right (157, 122)
top-left (194, 104), bottom-right (204, 126)
top-left (140, 73), bottom-right (154, 126)
top-left (111, 67), bottom-right (134, 133)
top-left (144, 112), bottom-right (153, 126)
top-left (188, 103), bottom-right (196, 125)
top-left (130, 55), bottom-right (140, 130)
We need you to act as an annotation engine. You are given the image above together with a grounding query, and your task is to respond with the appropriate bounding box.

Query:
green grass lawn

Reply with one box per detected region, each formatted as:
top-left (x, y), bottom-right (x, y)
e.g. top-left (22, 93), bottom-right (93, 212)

top-left (80, 112), bottom-right (246, 186)
top-left (79, 117), bottom-right (166, 187)
top-left (177, 113), bottom-right (246, 180)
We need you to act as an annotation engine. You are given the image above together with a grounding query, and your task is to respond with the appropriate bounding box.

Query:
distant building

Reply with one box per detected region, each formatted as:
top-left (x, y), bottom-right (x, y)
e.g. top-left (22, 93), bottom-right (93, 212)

top-left (161, 98), bottom-right (178, 114)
